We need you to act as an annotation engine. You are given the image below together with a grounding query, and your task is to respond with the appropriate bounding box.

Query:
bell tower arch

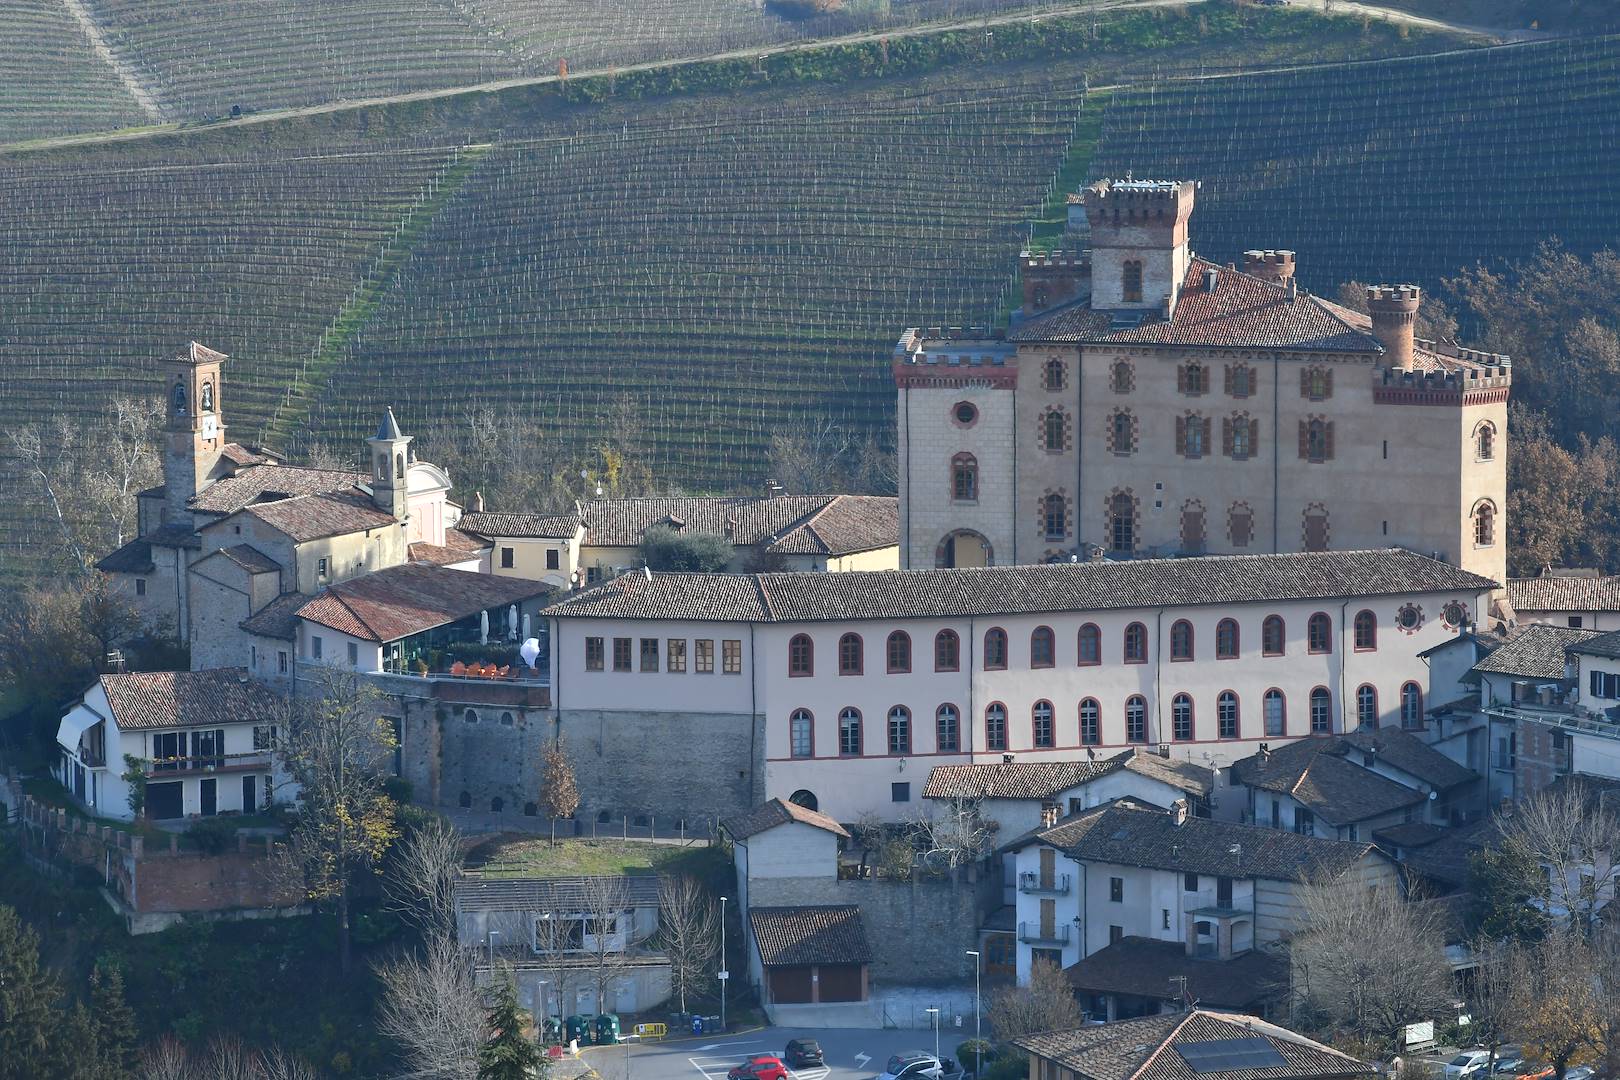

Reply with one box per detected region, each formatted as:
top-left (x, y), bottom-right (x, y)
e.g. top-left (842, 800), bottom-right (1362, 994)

top-left (161, 341), bottom-right (228, 523)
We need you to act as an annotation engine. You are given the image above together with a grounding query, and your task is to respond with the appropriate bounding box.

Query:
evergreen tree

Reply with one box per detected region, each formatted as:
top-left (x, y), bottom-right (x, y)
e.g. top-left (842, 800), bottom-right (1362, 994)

top-left (478, 975), bottom-right (543, 1080)
top-left (0, 905), bottom-right (63, 1080)
top-left (89, 965), bottom-right (139, 1075)
top-left (52, 1003), bottom-right (101, 1080)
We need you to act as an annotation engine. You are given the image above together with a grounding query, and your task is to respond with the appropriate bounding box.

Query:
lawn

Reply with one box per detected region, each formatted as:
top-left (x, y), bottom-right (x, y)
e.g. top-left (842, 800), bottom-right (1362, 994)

top-left (464, 837), bottom-right (728, 883)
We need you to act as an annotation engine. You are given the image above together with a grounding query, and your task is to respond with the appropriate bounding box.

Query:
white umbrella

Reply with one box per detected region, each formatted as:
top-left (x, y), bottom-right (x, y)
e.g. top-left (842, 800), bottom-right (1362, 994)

top-left (522, 613), bottom-right (532, 640)
top-left (508, 604), bottom-right (519, 641)
top-left (480, 610), bottom-right (489, 645)
top-left (521, 638), bottom-right (541, 669)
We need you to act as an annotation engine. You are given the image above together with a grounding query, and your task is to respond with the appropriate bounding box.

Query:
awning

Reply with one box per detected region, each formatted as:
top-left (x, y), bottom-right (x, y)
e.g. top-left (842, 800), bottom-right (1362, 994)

top-left (56, 707), bottom-right (102, 756)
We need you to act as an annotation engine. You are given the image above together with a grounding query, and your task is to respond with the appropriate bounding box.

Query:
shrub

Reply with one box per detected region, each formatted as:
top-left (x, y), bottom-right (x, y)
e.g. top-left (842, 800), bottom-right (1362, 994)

top-left (982, 1053), bottom-right (1027, 1080)
top-left (186, 817), bottom-right (236, 855)
top-left (957, 1040), bottom-right (996, 1074)
top-left (639, 526), bottom-right (733, 572)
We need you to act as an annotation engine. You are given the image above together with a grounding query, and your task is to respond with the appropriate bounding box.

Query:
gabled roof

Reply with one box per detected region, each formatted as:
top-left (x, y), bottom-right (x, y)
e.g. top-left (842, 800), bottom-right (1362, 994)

top-left (1471, 623), bottom-right (1599, 679)
top-left (749, 906), bottom-right (871, 967)
top-left (453, 875), bottom-right (662, 914)
top-left (1013, 1010), bottom-right (1373, 1080)
top-left (220, 442), bottom-right (277, 468)
top-left (241, 490), bottom-right (395, 544)
top-left (1231, 731), bottom-right (1477, 823)
top-left (1398, 817), bottom-right (1502, 889)
top-left (543, 550), bottom-right (1494, 624)
top-left (210, 544), bottom-right (281, 575)
top-left (458, 511), bottom-right (582, 541)
top-left (1508, 575), bottom-right (1620, 614)
top-left (240, 592), bottom-right (310, 641)
top-left (295, 563), bottom-right (551, 642)
top-left (409, 528), bottom-right (492, 567)
top-left (1568, 627), bottom-right (1620, 660)
top-left (97, 668), bottom-right (283, 732)
top-left (924, 749), bottom-right (1212, 801)
top-left (722, 797), bottom-right (850, 840)
top-left (188, 464), bottom-right (366, 516)
top-left (96, 537), bottom-right (155, 574)
top-left (1063, 937), bottom-right (1285, 1011)
top-left (765, 496), bottom-right (899, 556)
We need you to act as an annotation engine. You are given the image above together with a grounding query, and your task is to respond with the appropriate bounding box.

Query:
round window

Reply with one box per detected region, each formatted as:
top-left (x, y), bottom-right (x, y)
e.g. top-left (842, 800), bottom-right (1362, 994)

top-left (1441, 601), bottom-right (1469, 629)
top-left (1396, 603), bottom-right (1424, 633)
top-left (953, 401), bottom-right (979, 427)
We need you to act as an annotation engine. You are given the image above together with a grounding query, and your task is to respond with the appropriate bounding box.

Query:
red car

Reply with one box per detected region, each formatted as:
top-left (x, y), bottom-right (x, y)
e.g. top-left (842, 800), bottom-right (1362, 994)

top-left (730, 1056), bottom-right (789, 1080)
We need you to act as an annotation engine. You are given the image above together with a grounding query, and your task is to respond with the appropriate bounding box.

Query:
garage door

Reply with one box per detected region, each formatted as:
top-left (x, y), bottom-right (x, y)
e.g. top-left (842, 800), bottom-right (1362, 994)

top-left (817, 965), bottom-right (863, 1003)
top-left (768, 966), bottom-right (813, 1004)
top-left (146, 781), bottom-right (183, 820)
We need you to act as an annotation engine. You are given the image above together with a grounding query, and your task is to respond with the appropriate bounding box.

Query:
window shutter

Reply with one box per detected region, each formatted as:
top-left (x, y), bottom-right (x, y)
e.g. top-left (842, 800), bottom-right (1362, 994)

top-left (1250, 418), bottom-right (1261, 455)
top-left (1224, 365), bottom-right (1234, 395)
top-left (1325, 421), bottom-right (1336, 460)
top-left (1592, 670), bottom-right (1602, 697)
top-left (1176, 415), bottom-right (1187, 455)
top-left (1203, 417), bottom-right (1213, 451)
top-left (1201, 366), bottom-right (1212, 393)
top-left (1325, 368), bottom-right (1334, 397)
top-left (1177, 366), bottom-right (1187, 394)
top-left (1222, 417), bottom-right (1234, 456)
top-left (1298, 420), bottom-right (1308, 459)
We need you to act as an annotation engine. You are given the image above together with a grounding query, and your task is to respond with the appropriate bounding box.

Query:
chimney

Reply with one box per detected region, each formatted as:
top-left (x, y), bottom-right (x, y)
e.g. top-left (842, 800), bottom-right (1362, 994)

top-left (474, 491), bottom-right (485, 513)
top-left (1172, 799), bottom-right (1190, 827)
top-left (1367, 284), bottom-right (1421, 372)
top-left (1242, 249), bottom-right (1296, 285)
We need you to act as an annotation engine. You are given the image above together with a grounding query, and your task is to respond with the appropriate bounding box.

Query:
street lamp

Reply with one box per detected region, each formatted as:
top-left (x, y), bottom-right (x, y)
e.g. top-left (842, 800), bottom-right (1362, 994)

top-left (489, 929), bottom-right (501, 969)
top-left (965, 950), bottom-right (982, 1077)
top-left (719, 896), bottom-right (729, 1032)
top-left (926, 1007), bottom-right (940, 1073)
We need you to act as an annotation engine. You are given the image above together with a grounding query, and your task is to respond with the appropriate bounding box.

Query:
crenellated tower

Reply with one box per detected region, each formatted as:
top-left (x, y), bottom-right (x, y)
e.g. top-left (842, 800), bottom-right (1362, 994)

top-left (1082, 179), bottom-right (1197, 314)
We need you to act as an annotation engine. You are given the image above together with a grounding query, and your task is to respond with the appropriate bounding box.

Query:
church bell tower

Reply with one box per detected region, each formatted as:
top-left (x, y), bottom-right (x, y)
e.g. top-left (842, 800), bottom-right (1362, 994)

top-left (366, 407), bottom-right (411, 521)
top-left (162, 341), bottom-right (228, 524)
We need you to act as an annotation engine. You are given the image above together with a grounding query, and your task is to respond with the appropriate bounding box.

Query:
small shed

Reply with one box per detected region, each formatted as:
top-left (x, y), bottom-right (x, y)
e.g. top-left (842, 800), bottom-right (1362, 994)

top-left (748, 905), bottom-right (871, 1006)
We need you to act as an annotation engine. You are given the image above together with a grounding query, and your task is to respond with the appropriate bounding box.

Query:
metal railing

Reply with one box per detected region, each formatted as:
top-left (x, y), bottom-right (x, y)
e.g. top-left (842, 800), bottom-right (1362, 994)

top-left (1017, 871), bottom-right (1071, 895)
top-left (149, 750), bottom-right (273, 775)
top-left (1017, 921), bottom-right (1070, 945)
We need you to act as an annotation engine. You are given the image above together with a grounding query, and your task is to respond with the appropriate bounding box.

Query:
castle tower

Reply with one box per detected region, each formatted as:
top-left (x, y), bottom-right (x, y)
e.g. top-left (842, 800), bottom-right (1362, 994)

top-left (1242, 249), bottom-right (1296, 285)
top-left (161, 341), bottom-right (228, 523)
top-left (1082, 179), bottom-right (1197, 314)
top-left (1367, 284), bottom-right (1421, 371)
top-left (365, 407), bottom-right (411, 521)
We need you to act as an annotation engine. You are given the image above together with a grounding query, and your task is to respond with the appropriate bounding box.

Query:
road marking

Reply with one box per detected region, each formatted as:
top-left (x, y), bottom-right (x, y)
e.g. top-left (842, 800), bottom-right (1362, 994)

top-left (856, 1054), bottom-right (872, 1070)
top-left (791, 1068), bottom-right (830, 1080)
top-left (699, 1043), bottom-right (764, 1052)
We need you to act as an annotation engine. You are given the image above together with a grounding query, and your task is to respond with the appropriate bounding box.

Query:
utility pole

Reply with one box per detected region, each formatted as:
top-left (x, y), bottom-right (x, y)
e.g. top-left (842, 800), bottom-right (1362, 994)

top-left (965, 950), bottom-right (982, 1077)
top-left (719, 895), bottom-right (728, 1031)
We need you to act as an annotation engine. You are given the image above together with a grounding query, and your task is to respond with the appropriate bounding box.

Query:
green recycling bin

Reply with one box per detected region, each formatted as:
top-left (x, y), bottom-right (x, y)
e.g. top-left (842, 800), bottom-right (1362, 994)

top-left (564, 1016), bottom-right (591, 1045)
top-left (594, 1014), bottom-right (621, 1044)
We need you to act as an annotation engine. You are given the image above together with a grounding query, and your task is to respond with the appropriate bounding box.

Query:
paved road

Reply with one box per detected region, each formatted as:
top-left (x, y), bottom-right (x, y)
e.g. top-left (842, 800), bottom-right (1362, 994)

top-left (582, 1029), bottom-right (970, 1080)
top-left (1, 0), bottom-right (1533, 156)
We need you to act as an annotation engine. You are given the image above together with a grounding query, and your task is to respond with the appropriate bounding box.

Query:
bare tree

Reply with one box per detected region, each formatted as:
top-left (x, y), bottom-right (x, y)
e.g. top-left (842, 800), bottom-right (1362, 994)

top-left (9, 417), bottom-right (89, 568)
top-left (1509, 928), bottom-right (1604, 1080)
top-left (302, 441), bottom-right (356, 473)
top-left (987, 957), bottom-right (1082, 1037)
top-left (376, 933), bottom-right (484, 1080)
top-left (276, 670), bottom-right (400, 973)
top-left (194, 1035), bottom-right (258, 1080)
top-left (538, 739), bottom-right (580, 844)
top-left (909, 797), bottom-right (993, 871)
top-left (84, 395), bottom-right (163, 552)
top-left (581, 875), bottom-right (633, 1013)
top-left (1463, 937), bottom-right (1519, 1076)
top-left (1290, 879), bottom-right (1454, 1050)
top-left (386, 816), bottom-right (463, 940)
top-left (659, 874), bottom-right (720, 1014)
top-left (767, 417), bottom-right (853, 494)
top-left (137, 1037), bottom-right (193, 1080)
top-left (1498, 783), bottom-right (1620, 933)
top-left (258, 1046), bottom-right (323, 1080)
top-left (532, 897), bottom-right (582, 1025)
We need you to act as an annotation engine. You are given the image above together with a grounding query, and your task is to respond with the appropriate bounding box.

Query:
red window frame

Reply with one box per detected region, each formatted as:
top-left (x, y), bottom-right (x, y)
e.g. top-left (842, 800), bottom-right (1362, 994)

top-left (934, 630), bottom-right (960, 672)
top-left (1400, 682), bottom-right (1424, 728)
top-left (886, 631), bottom-right (912, 674)
top-left (936, 704), bottom-right (960, 752)
top-left (1356, 684), bottom-right (1379, 729)
top-left (1309, 686), bottom-right (1333, 734)
top-left (1078, 623), bottom-right (1101, 666)
top-left (838, 632), bottom-right (863, 676)
top-left (984, 627), bottom-right (1008, 670)
top-left (1353, 610), bottom-right (1377, 652)
top-left (838, 708), bottom-right (863, 756)
top-left (1170, 620), bottom-right (1194, 662)
top-left (1171, 693), bottom-right (1194, 741)
top-left (1307, 612), bottom-right (1332, 655)
top-left (985, 702), bottom-right (1008, 751)
top-left (1032, 700), bottom-right (1055, 748)
top-left (1217, 691), bottom-right (1240, 739)
top-left (1216, 619), bottom-right (1239, 660)
top-left (1030, 626), bottom-right (1055, 669)
top-left (1264, 688), bottom-right (1287, 736)
top-left (1079, 698), bottom-right (1101, 745)
top-left (1262, 615), bottom-right (1285, 657)
top-left (789, 708), bottom-right (814, 758)
top-left (1123, 622), bottom-right (1148, 664)
top-left (1125, 695), bottom-right (1147, 743)
top-left (788, 633), bottom-right (814, 677)
top-left (887, 705), bottom-right (912, 755)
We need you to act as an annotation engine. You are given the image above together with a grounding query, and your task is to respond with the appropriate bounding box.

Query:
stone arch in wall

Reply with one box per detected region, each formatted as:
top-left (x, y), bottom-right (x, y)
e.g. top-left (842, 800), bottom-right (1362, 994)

top-left (1303, 503), bottom-right (1330, 552)
top-left (936, 530), bottom-right (993, 568)
top-left (1180, 499), bottom-right (1206, 554)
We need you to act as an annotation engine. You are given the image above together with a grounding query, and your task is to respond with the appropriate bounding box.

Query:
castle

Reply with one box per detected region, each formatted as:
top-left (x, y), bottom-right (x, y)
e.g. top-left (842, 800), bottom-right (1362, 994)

top-left (894, 179), bottom-right (1510, 586)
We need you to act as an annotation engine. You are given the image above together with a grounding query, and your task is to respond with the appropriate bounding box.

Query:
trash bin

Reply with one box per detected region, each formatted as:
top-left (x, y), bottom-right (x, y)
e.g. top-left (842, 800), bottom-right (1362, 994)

top-left (692, 1015), bottom-right (705, 1036)
top-left (541, 1016), bottom-right (562, 1045)
top-left (565, 1016), bottom-right (591, 1045)
top-left (595, 1014), bottom-right (621, 1045)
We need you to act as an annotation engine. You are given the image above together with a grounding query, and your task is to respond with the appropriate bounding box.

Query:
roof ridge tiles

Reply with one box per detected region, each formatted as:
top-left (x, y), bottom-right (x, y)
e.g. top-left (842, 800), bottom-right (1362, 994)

top-left (1129, 1010), bottom-right (1203, 1080)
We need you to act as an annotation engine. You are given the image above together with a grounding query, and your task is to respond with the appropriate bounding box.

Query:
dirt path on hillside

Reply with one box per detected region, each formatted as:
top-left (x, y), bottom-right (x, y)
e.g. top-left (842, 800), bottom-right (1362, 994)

top-left (55, 0), bottom-right (166, 121)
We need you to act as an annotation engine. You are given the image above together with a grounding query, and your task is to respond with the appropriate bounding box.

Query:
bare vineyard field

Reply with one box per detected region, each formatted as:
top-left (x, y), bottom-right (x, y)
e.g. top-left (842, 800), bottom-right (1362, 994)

top-left (1088, 34), bottom-right (1620, 292)
top-left (0, 0), bottom-right (149, 142)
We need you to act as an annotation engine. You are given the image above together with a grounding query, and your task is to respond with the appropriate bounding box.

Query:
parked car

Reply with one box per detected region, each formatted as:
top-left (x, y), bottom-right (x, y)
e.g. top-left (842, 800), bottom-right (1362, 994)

top-left (731, 1057), bottom-right (789, 1080)
top-left (1513, 1066), bottom-right (1554, 1080)
top-left (1446, 1052), bottom-right (1493, 1080)
top-left (1562, 1068), bottom-right (1594, 1080)
top-left (786, 1040), bottom-right (825, 1069)
top-left (1490, 1058), bottom-right (1526, 1076)
top-left (878, 1055), bottom-right (960, 1080)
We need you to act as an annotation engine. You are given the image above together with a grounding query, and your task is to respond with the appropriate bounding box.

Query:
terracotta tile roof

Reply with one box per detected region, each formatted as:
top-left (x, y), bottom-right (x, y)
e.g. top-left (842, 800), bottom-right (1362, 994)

top-left (1024, 802), bottom-right (1383, 882)
top-left (1238, 748), bottom-right (1423, 826)
top-left (99, 668), bottom-right (283, 732)
top-left (1399, 817), bottom-right (1501, 889)
top-left (749, 906), bottom-right (871, 967)
top-left (409, 527), bottom-right (492, 566)
top-left (766, 496), bottom-right (899, 556)
top-left (1571, 627), bottom-right (1620, 660)
top-left (1014, 1010), bottom-right (1374, 1080)
top-left (1007, 301), bottom-right (1113, 343)
top-left (458, 511), bottom-right (582, 540)
top-left (243, 491), bottom-right (395, 543)
top-left (454, 875), bottom-right (661, 914)
top-left (96, 537), bottom-right (155, 574)
top-left (188, 464), bottom-right (366, 515)
top-left (723, 797), bottom-right (850, 840)
top-left (1335, 728), bottom-right (1478, 791)
top-left (240, 592), bottom-right (310, 641)
top-left (1471, 623), bottom-right (1599, 679)
top-left (1063, 937), bottom-right (1285, 1011)
top-left (220, 442), bottom-right (276, 467)
top-left (583, 495), bottom-right (844, 549)
top-left (544, 550), bottom-right (1495, 624)
top-left (925, 750), bottom-right (1211, 802)
top-left (1508, 575), bottom-right (1620, 613)
top-left (295, 563), bottom-right (552, 642)
top-left (214, 544), bottom-right (281, 574)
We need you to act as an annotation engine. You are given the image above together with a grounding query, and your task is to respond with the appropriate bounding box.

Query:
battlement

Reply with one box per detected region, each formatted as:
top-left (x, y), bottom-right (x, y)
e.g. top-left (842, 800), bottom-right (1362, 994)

top-left (1242, 249), bottom-right (1296, 283)
top-left (1366, 283), bottom-right (1422, 309)
top-left (1425, 339), bottom-right (1512, 367)
top-left (894, 327), bottom-right (1016, 389)
top-left (1372, 362), bottom-right (1512, 406)
top-left (1021, 248), bottom-right (1090, 271)
top-left (1082, 178), bottom-right (1197, 226)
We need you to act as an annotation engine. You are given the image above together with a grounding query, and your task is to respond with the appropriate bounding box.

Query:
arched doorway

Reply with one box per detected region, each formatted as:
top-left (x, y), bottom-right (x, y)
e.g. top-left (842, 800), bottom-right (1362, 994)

top-left (937, 530), bottom-right (992, 568)
top-left (788, 790), bottom-right (819, 812)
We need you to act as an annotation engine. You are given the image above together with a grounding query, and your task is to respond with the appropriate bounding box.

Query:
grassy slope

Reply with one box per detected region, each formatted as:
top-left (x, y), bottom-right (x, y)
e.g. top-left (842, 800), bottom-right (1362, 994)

top-left (464, 836), bottom-right (727, 879)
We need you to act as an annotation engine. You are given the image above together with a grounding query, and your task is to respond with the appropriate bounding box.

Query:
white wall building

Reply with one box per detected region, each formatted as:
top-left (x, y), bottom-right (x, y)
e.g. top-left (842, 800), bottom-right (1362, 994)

top-left (1507, 574), bottom-right (1620, 632)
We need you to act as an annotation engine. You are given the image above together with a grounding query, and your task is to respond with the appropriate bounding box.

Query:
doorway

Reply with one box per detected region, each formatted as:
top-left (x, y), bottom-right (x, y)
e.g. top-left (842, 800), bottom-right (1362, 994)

top-left (242, 775), bottom-right (257, 814)
top-left (938, 530), bottom-right (992, 568)
top-left (146, 781), bottom-right (183, 820)
top-left (200, 778), bottom-right (217, 817)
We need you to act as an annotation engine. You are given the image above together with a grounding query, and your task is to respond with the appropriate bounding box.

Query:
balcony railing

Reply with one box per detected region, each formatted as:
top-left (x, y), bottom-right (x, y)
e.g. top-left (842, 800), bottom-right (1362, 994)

top-left (1018, 921), bottom-right (1070, 946)
top-left (1018, 872), bottom-right (1072, 895)
top-left (149, 750), bottom-right (273, 776)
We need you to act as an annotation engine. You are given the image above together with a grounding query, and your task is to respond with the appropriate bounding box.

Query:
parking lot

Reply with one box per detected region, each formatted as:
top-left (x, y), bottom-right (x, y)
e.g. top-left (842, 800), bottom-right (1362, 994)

top-left (583, 1029), bottom-right (969, 1080)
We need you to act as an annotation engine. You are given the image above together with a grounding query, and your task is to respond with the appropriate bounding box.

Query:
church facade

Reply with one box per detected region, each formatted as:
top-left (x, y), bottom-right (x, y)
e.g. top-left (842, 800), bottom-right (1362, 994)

top-left (895, 179), bottom-right (1510, 585)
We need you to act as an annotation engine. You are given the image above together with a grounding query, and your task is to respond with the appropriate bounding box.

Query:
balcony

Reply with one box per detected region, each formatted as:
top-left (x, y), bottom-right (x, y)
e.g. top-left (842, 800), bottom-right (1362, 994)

top-left (1018, 871), bottom-right (1072, 895)
top-left (148, 750), bottom-right (273, 778)
top-left (1018, 921), bottom-right (1070, 946)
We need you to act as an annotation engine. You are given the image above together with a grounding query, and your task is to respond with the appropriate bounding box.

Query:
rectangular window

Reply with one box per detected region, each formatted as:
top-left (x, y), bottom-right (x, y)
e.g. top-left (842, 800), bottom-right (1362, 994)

top-left (253, 725), bottom-right (278, 751)
top-left (152, 731), bottom-right (184, 771)
top-left (585, 637), bottom-right (604, 671)
top-left (1608, 672), bottom-right (1620, 700)
top-left (1110, 925), bottom-right (1124, 945)
top-left (612, 637), bottom-right (632, 672)
top-left (1294, 808), bottom-right (1315, 836)
top-left (892, 782), bottom-right (911, 803)
top-left (667, 639), bottom-right (686, 673)
top-left (695, 640), bottom-right (714, 674)
top-left (639, 638), bottom-right (659, 672)
top-left (546, 549), bottom-right (560, 570)
top-left (500, 547), bottom-right (514, 569)
top-left (278, 650), bottom-right (288, 674)
top-left (311, 635), bottom-right (323, 660)
top-left (1109, 877), bottom-right (1123, 903)
top-left (347, 641), bottom-right (358, 666)
top-left (1184, 873), bottom-right (1198, 892)
top-left (586, 566), bottom-right (602, 584)
top-left (1570, 615), bottom-right (1584, 629)
top-left (191, 728), bottom-right (225, 768)
top-left (1163, 909), bottom-right (1171, 930)
top-left (135, 578), bottom-right (146, 596)
top-left (250, 645), bottom-right (258, 670)
top-left (317, 557), bottom-right (329, 579)
top-left (790, 714), bottom-right (813, 758)
top-left (722, 639), bottom-right (742, 675)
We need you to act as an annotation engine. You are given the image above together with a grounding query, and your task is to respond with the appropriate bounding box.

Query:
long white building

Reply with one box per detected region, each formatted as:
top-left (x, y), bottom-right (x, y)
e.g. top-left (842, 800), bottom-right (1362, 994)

top-left (542, 548), bottom-right (1495, 823)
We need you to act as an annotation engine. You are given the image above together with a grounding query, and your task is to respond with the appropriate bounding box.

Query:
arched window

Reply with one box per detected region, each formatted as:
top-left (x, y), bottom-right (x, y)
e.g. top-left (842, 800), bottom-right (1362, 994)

top-left (1172, 693), bottom-right (1194, 741)
top-left (1229, 415), bottom-right (1252, 459)
top-left (1044, 357), bottom-right (1067, 391)
top-left (1303, 366), bottom-right (1332, 401)
top-left (458, 791), bottom-right (472, 809)
top-left (984, 628), bottom-right (1008, 670)
top-left (500, 711), bottom-right (515, 726)
top-left (1079, 699), bottom-right (1100, 745)
top-left (788, 634), bottom-right (814, 677)
top-left (1303, 504), bottom-right (1330, 551)
top-left (1180, 501), bottom-right (1206, 554)
top-left (985, 703), bottom-right (1007, 751)
top-left (1264, 689), bottom-right (1286, 737)
top-left (1217, 691), bottom-right (1239, 739)
top-left (1111, 359), bottom-right (1134, 394)
top-left (887, 706), bottom-right (911, 755)
top-left (491, 796), bottom-right (504, 813)
top-left (838, 708), bottom-right (863, 755)
top-left (1125, 696), bottom-right (1147, 743)
top-left (1078, 624), bottom-right (1101, 666)
top-left (172, 382), bottom-right (187, 415)
top-left (1476, 421), bottom-right (1496, 461)
top-left (1262, 615), bottom-right (1285, 656)
top-left (1033, 701), bottom-right (1055, 748)
top-left (396, 452), bottom-right (406, 479)
top-left (790, 709), bottom-right (814, 758)
top-left (200, 380), bottom-right (215, 412)
top-left (1124, 622), bottom-right (1148, 664)
top-left (1042, 493), bottom-right (1068, 541)
top-left (1030, 626), bottom-right (1055, 668)
top-left (1110, 410), bottom-right (1135, 455)
top-left (464, 708), bottom-right (479, 724)
top-left (1400, 683), bottom-right (1423, 728)
top-left (1474, 501), bottom-right (1496, 547)
top-left (1180, 361), bottom-right (1208, 396)
top-left (1042, 409), bottom-right (1067, 452)
top-left (789, 790), bottom-right (819, 812)
top-left (1109, 491), bottom-right (1136, 553)
top-left (951, 453), bottom-right (978, 503)
top-left (1354, 611), bottom-right (1377, 651)
top-left (886, 631), bottom-right (911, 674)
top-left (1216, 619), bottom-right (1239, 660)
top-left (1228, 502), bottom-right (1254, 548)
top-left (935, 630), bottom-right (960, 672)
top-left (1123, 260), bottom-right (1143, 302)
top-left (1170, 620), bottom-right (1194, 661)
top-left (1356, 685), bottom-right (1378, 730)
top-left (1307, 612), bottom-right (1332, 654)
top-left (1309, 688), bottom-right (1333, 734)
top-left (936, 705), bottom-right (960, 752)
top-left (838, 633), bottom-right (863, 675)
top-left (1180, 414), bottom-right (1207, 458)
